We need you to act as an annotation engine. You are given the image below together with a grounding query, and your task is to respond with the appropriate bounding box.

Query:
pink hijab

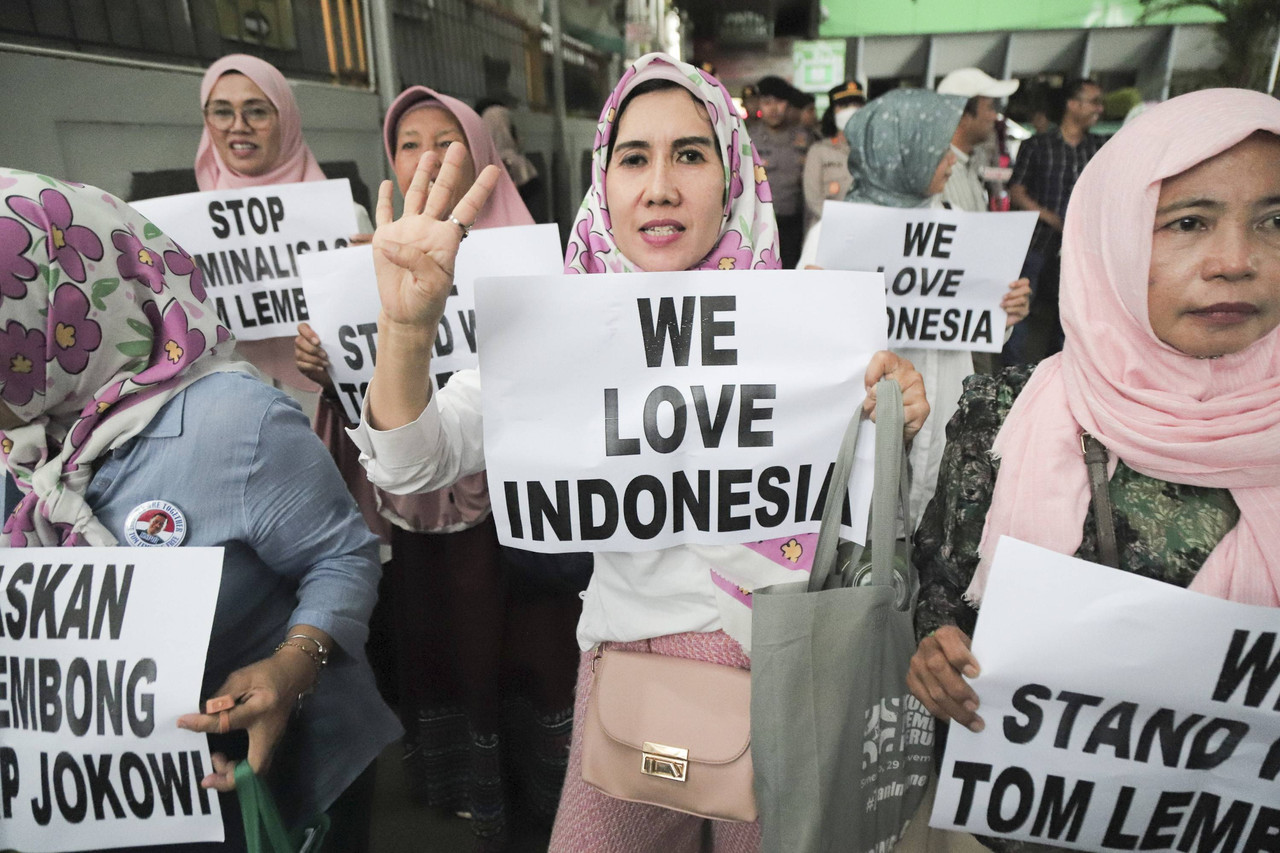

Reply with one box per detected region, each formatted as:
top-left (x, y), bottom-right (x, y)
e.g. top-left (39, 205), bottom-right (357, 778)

top-left (971, 88), bottom-right (1280, 607)
top-left (383, 86), bottom-right (533, 229)
top-left (195, 55), bottom-right (327, 390)
top-left (367, 86), bottom-right (533, 533)
top-left (195, 54), bottom-right (327, 191)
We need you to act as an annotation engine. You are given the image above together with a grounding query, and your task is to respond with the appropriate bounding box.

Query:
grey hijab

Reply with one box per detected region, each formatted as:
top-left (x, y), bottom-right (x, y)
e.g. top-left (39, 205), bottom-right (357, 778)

top-left (845, 88), bottom-right (967, 208)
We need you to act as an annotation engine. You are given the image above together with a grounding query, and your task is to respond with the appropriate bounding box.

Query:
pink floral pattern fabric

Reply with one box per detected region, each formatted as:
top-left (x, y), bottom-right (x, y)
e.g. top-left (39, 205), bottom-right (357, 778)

top-left (112, 229), bottom-right (168, 293)
top-left (563, 53), bottom-right (779, 275)
top-left (0, 169), bottom-right (243, 547)
top-left (8, 186), bottom-right (104, 283)
top-left (0, 216), bottom-right (37, 302)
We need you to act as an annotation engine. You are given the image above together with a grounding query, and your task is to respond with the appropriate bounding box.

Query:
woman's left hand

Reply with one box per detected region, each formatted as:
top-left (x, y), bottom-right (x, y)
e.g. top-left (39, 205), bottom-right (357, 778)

top-left (176, 650), bottom-right (317, 792)
top-left (1002, 277), bottom-right (1031, 327)
top-left (863, 351), bottom-right (929, 445)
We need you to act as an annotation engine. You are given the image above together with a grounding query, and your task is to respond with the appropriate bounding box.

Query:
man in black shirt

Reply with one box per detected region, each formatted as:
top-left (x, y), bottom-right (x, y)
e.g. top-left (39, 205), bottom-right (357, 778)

top-left (1007, 78), bottom-right (1105, 362)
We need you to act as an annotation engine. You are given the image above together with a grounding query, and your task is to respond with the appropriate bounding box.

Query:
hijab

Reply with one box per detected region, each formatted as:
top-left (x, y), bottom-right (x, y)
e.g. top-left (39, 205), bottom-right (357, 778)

top-left (383, 86), bottom-right (534, 229)
top-left (195, 54), bottom-right (327, 191)
top-left (0, 169), bottom-right (242, 546)
top-left (560, 54), bottom-right (782, 649)
top-left (195, 55), bottom-right (327, 390)
top-left (564, 52), bottom-right (779, 274)
top-left (844, 88), bottom-right (966, 209)
top-left (970, 88), bottom-right (1280, 607)
top-left (367, 86), bottom-right (534, 533)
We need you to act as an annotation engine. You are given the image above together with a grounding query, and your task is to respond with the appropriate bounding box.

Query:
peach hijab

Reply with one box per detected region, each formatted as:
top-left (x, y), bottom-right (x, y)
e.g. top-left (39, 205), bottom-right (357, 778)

top-left (195, 54), bottom-right (327, 191)
top-left (970, 88), bottom-right (1280, 607)
top-left (382, 86), bottom-right (534, 229)
top-left (194, 55), bottom-right (328, 390)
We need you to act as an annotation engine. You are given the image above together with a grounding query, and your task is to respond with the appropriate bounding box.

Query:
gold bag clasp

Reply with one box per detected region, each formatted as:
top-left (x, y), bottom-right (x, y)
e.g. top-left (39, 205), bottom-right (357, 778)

top-left (641, 742), bottom-right (688, 782)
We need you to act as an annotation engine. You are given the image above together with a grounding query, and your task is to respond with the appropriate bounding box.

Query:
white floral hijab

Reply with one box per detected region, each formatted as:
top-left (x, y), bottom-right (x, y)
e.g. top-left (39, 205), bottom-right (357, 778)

top-left (0, 169), bottom-right (244, 546)
top-left (564, 52), bottom-right (780, 274)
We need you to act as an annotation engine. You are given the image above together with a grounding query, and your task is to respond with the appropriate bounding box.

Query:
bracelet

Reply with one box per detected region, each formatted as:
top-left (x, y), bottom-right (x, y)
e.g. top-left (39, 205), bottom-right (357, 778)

top-left (285, 633), bottom-right (330, 666)
top-left (274, 638), bottom-right (327, 680)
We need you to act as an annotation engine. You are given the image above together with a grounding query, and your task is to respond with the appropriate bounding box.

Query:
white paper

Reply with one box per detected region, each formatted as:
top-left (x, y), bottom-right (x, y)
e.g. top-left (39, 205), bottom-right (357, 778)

top-left (475, 269), bottom-right (887, 552)
top-left (132, 180), bottom-right (359, 341)
top-left (816, 202), bottom-right (1036, 353)
top-left (931, 537), bottom-right (1280, 851)
top-left (300, 224), bottom-right (563, 422)
top-left (0, 548), bottom-right (225, 851)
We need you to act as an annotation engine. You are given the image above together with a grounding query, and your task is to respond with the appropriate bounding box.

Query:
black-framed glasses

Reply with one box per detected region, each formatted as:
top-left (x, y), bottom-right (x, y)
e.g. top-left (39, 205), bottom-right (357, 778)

top-left (203, 102), bottom-right (278, 131)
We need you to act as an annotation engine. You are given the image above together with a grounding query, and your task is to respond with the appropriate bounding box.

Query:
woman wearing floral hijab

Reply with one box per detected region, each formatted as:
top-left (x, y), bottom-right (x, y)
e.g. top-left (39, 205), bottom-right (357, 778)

top-left (0, 169), bottom-right (399, 850)
top-left (349, 54), bottom-right (928, 850)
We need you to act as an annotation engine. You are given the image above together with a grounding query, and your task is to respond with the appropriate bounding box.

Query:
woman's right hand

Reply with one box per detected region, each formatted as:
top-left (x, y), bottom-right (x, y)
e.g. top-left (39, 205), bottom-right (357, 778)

top-left (294, 322), bottom-right (334, 391)
top-left (372, 144), bottom-right (501, 333)
top-left (907, 625), bottom-right (984, 732)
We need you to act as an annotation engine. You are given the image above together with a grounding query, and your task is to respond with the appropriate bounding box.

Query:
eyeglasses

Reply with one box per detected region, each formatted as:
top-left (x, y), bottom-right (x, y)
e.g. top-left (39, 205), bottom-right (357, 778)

top-left (203, 103), bottom-right (277, 131)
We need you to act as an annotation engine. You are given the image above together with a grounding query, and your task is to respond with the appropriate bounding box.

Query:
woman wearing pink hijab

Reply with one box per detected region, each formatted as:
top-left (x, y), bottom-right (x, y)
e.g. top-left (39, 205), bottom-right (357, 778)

top-left (295, 86), bottom-right (576, 848)
top-left (908, 88), bottom-right (1280, 852)
top-left (196, 54), bottom-right (355, 393)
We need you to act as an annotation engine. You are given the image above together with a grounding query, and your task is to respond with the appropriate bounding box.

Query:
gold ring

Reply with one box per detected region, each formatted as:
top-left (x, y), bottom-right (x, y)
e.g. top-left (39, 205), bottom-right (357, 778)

top-left (218, 709), bottom-right (230, 734)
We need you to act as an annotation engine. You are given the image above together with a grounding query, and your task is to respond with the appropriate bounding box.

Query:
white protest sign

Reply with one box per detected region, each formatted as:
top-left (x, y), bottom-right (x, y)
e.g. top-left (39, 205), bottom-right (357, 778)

top-left (474, 269), bottom-right (887, 553)
top-left (132, 180), bottom-right (359, 341)
top-left (932, 537), bottom-right (1280, 851)
top-left (816, 202), bottom-right (1036, 353)
top-left (0, 548), bottom-right (224, 851)
top-left (300, 224), bottom-right (563, 423)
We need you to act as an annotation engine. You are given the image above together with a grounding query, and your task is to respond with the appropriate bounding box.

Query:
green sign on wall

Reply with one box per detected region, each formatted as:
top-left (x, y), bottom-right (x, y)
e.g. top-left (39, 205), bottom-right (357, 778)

top-left (793, 40), bottom-right (848, 92)
top-left (819, 0), bottom-right (1221, 38)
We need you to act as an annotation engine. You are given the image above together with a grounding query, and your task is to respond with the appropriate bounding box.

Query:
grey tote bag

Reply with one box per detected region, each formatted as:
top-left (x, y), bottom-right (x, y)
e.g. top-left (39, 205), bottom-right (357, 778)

top-left (751, 378), bottom-right (934, 853)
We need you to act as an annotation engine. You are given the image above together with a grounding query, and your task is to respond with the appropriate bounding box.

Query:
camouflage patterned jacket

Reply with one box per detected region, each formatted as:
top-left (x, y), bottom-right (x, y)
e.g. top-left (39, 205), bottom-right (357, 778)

top-left (912, 365), bottom-right (1240, 853)
top-left (914, 364), bottom-right (1239, 641)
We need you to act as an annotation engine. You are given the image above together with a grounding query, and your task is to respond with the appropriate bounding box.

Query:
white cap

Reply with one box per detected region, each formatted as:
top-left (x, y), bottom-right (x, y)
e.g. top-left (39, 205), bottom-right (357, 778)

top-left (937, 68), bottom-right (1019, 99)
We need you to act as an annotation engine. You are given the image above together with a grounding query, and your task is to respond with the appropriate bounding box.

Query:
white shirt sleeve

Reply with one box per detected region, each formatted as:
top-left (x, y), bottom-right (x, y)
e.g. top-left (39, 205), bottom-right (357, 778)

top-left (347, 367), bottom-right (487, 494)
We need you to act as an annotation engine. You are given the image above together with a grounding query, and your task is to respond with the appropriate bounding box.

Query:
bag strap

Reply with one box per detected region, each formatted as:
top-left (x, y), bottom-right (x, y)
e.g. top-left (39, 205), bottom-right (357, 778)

top-left (235, 761), bottom-right (300, 853)
top-left (1081, 432), bottom-right (1120, 569)
top-left (867, 379), bottom-right (909, 588)
top-left (808, 379), bottom-right (908, 592)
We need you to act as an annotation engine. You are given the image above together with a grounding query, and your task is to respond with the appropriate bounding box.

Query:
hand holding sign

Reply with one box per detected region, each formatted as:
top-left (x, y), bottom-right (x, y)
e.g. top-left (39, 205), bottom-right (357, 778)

top-left (294, 322), bottom-right (334, 391)
top-left (908, 624), bottom-right (983, 731)
top-left (1001, 278), bottom-right (1031, 326)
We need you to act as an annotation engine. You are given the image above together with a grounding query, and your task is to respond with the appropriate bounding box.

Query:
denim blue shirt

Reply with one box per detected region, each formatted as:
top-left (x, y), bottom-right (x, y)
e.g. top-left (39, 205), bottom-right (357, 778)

top-left (85, 371), bottom-right (401, 826)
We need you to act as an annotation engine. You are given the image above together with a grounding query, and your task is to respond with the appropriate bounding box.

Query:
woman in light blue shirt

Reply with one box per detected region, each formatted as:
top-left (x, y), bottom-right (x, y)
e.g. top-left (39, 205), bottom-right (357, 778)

top-left (0, 168), bottom-right (399, 850)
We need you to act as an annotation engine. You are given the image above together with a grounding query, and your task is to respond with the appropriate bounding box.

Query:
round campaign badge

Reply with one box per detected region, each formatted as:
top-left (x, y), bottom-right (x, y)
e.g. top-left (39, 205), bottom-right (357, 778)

top-left (123, 500), bottom-right (187, 547)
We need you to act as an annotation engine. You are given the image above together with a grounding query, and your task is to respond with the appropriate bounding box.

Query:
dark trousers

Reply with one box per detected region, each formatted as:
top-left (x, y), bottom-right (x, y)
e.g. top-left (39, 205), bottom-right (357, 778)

top-left (1003, 248), bottom-right (1064, 366)
top-left (776, 211), bottom-right (804, 269)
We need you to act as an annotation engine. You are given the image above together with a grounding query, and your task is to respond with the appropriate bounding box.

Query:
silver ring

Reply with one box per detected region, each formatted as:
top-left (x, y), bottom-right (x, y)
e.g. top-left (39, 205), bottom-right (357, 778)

top-left (448, 215), bottom-right (471, 240)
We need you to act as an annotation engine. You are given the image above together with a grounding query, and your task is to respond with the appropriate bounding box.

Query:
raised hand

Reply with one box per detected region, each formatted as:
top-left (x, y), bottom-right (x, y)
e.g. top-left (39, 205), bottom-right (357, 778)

top-left (372, 144), bottom-right (501, 333)
top-left (365, 145), bottom-right (501, 431)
